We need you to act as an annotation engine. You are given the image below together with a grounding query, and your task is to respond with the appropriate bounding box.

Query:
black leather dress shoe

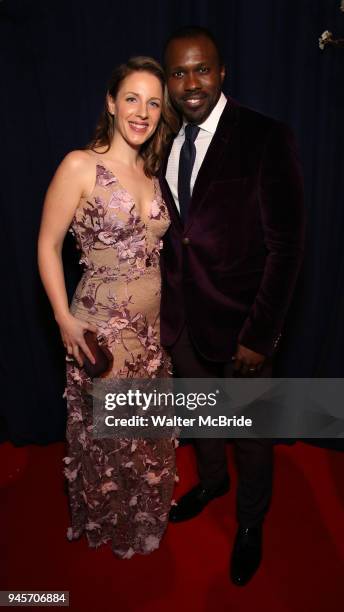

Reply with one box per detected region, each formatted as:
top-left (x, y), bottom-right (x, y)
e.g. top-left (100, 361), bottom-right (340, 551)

top-left (230, 525), bottom-right (263, 586)
top-left (169, 476), bottom-right (230, 522)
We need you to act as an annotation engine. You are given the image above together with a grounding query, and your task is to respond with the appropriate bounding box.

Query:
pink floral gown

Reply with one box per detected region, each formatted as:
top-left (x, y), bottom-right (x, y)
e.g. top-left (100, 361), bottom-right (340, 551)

top-left (63, 162), bottom-right (176, 558)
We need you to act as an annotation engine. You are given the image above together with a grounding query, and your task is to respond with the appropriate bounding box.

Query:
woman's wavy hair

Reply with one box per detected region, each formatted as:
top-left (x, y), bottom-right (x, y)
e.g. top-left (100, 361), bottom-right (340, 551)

top-left (88, 56), bottom-right (179, 177)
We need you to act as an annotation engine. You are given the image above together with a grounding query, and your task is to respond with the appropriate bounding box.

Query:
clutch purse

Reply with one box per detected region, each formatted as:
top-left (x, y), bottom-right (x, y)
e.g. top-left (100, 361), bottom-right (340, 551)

top-left (80, 331), bottom-right (113, 378)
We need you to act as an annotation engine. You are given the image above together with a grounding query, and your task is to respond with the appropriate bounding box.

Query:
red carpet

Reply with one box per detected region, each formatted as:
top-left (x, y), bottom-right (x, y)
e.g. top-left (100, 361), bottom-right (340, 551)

top-left (1, 441), bottom-right (344, 612)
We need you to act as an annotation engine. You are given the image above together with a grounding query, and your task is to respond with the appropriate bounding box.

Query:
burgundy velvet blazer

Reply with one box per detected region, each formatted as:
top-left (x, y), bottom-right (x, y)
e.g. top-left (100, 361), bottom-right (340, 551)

top-left (159, 98), bottom-right (305, 360)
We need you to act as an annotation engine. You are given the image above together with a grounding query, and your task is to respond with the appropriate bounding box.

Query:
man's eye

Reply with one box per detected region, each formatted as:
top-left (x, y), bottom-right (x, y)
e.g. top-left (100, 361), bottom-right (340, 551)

top-left (172, 71), bottom-right (184, 79)
top-left (199, 67), bottom-right (209, 73)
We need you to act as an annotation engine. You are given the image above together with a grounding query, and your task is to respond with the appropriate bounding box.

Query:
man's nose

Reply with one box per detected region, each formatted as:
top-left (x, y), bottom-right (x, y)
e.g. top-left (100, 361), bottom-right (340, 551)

top-left (184, 72), bottom-right (200, 91)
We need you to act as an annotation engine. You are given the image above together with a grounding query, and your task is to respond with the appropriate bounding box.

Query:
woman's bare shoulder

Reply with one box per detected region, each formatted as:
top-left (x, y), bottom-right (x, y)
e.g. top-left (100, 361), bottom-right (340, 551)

top-left (56, 150), bottom-right (97, 197)
top-left (61, 149), bottom-right (95, 173)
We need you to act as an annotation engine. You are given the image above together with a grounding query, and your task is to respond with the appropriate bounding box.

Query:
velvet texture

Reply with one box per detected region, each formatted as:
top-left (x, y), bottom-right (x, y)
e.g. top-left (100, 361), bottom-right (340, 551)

top-left (160, 99), bottom-right (305, 360)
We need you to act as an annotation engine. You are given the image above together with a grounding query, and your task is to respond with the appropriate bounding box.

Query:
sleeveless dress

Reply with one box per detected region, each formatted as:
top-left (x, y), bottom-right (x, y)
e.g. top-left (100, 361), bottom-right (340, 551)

top-left (63, 162), bottom-right (176, 559)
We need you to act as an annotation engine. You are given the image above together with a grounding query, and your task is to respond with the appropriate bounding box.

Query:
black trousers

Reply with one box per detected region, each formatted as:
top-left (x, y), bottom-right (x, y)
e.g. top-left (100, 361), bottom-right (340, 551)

top-left (169, 326), bottom-right (274, 528)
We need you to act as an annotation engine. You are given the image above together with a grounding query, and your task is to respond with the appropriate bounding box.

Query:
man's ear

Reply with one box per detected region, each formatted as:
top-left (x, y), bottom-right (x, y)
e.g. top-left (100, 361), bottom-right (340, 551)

top-left (220, 65), bottom-right (226, 85)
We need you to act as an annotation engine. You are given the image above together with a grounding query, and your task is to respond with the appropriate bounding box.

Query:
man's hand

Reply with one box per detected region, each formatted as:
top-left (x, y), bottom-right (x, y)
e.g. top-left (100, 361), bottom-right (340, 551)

top-left (232, 344), bottom-right (266, 376)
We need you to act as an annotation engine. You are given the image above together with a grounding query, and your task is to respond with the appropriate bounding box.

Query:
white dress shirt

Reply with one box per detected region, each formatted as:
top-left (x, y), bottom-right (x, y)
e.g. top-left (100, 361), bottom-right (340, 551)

top-left (166, 92), bottom-right (227, 212)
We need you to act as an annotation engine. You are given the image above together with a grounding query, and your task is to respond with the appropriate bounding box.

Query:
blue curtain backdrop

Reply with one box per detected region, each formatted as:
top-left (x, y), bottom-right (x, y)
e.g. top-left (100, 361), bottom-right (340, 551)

top-left (0, 0), bottom-right (343, 444)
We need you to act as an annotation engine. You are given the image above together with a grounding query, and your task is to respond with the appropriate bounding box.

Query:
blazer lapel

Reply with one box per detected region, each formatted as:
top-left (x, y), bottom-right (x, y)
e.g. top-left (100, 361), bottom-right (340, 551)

top-left (185, 98), bottom-right (240, 232)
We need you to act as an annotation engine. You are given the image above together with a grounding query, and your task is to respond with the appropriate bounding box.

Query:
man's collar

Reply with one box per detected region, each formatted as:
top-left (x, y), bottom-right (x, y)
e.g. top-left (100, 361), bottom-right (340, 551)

top-left (178, 92), bottom-right (227, 136)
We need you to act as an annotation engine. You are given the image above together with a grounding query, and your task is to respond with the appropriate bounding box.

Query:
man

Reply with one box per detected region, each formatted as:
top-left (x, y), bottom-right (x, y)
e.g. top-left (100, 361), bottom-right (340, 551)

top-left (160, 26), bottom-right (305, 585)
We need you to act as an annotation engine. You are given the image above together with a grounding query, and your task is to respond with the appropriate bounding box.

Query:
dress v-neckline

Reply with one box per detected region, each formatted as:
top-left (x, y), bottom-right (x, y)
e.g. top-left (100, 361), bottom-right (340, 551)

top-left (96, 161), bottom-right (157, 223)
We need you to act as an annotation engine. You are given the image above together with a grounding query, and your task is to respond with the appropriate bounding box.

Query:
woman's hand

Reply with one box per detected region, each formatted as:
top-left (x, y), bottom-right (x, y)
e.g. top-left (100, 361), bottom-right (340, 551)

top-left (57, 313), bottom-right (98, 367)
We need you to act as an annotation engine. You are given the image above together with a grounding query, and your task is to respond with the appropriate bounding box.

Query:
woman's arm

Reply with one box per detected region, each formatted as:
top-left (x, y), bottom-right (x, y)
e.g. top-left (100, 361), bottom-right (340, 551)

top-left (38, 150), bottom-right (97, 366)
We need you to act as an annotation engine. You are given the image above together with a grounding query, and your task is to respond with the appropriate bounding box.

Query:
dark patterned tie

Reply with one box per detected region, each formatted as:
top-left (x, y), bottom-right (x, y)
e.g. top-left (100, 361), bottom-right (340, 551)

top-left (178, 123), bottom-right (200, 223)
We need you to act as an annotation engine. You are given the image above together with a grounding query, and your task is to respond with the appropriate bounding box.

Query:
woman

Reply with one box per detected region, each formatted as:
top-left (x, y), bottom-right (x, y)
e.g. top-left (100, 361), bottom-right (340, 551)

top-left (38, 57), bottom-right (179, 558)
